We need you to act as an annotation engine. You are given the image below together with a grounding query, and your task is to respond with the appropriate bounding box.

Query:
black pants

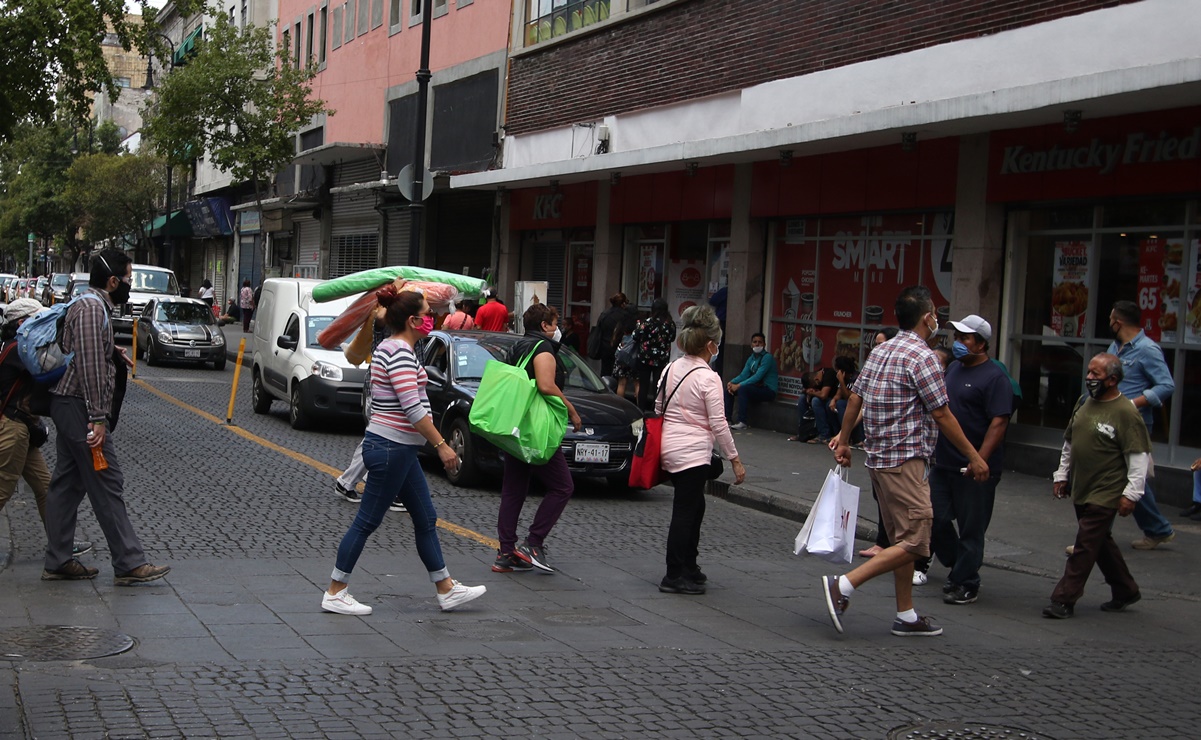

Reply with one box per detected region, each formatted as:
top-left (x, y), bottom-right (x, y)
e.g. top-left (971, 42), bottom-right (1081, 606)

top-left (1051, 503), bottom-right (1138, 606)
top-left (929, 467), bottom-right (998, 589)
top-left (636, 365), bottom-right (664, 412)
top-left (665, 465), bottom-right (709, 579)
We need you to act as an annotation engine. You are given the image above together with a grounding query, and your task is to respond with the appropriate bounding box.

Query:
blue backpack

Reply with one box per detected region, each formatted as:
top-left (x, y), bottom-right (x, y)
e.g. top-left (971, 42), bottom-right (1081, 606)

top-left (16, 292), bottom-right (107, 384)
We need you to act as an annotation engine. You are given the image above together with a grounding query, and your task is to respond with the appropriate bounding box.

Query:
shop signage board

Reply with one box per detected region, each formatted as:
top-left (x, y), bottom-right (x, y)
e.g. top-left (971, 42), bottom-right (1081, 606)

top-left (1137, 237), bottom-right (1183, 342)
top-left (1187, 240), bottom-right (1201, 346)
top-left (1051, 241), bottom-right (1090, 338)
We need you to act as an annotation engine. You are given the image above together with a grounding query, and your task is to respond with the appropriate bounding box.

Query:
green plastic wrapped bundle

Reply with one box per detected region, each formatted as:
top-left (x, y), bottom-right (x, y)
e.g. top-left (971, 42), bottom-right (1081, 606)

top-left (311, 266), bottom-right (487, 303)
top-left (468, 349), bottom-right (568, 465)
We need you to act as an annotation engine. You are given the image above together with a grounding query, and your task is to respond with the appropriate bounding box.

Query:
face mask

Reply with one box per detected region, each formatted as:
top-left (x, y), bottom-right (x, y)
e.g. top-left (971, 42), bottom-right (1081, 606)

top-left (413, 315), bottom-right (433, 336)
top-left (109, 280), bottom-right (131, 305)
top-left (1085, 378), bottom-right (1106, 399)
top-left (951, 341), bottom-right (971, 360)
top-left (928, 316), bottom-right (939, 336)
top-left (551, 327), bottom-right (562, 343)
top-left (709, 345), bottom-right (720, 363)
top-left (752, 346), bottom-right (765, 354)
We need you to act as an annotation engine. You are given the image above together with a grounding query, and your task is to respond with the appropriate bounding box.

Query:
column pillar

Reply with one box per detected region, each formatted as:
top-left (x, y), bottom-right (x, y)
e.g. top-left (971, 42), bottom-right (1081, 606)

top-left (951, 134), bottom-right (1006, 324)
top-left (723, 162), bottom-right (763, 374)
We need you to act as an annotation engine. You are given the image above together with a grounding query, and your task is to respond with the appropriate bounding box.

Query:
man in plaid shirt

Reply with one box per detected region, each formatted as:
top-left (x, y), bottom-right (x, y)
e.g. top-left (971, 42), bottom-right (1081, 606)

top-left (822, 286), bottom-right (989, 637)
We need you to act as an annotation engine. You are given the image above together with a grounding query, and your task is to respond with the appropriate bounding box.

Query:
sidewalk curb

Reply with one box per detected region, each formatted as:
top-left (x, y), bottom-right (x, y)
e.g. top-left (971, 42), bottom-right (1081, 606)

top-left (707, 479), bottom-right (879, 542)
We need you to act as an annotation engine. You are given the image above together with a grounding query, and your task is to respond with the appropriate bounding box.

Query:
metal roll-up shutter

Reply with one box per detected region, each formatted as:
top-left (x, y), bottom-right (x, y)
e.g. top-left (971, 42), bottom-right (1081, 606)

top-left (329, 194), bottom-right (379, 278)
top-left (335, 159), bottom-right (380, 188)
top-left (533, 241), bottom-right (566, 313)
top-left (293, 215), bottom-right (321, 278)
top-left (385, 208), bottom-right (412, 266)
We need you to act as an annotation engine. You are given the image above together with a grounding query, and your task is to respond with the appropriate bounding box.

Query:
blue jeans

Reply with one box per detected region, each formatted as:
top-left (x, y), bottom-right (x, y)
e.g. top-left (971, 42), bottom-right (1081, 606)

top-left (831, 399), bottom-right (864, 444)
top-left (1131, 421), bottom-right (1173, 538)
top-left (810, 396), bottom-right (838, 439)
top-left (332, 432), bottom-right (449, 583)
top-left (724, 384), bottom-right (776, 424)
top-left (1193, 469), bottom-right (1201, 505)
top-left (929, 467), bottom-right (998, 589)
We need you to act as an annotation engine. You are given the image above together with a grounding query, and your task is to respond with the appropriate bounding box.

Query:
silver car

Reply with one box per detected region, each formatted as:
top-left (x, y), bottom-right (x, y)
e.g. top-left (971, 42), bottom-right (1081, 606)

top-left (134, 296), bottom-right (227, 370)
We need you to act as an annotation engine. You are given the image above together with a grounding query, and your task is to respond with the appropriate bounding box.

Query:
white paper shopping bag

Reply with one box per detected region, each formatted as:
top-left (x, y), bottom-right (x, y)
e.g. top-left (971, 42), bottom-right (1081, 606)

top-left (794, 467), bottom-right (860, 564)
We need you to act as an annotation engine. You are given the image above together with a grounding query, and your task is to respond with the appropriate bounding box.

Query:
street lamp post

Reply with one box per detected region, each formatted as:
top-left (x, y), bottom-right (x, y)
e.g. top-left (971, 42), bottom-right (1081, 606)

top-left (144, 34), bottom-right (177, 269)
top-left (407, 0), bottom-right (434, 267)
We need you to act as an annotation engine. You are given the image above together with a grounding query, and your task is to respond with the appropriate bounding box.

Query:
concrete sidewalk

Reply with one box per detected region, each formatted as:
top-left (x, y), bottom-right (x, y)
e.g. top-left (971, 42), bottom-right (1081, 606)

top-left (708, 424), bottom-right (1201, 600)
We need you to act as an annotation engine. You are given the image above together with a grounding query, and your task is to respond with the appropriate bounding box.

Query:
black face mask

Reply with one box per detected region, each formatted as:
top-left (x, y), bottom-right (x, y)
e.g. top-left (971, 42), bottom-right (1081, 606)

top-left (109, 281), bottom-right (131, 305)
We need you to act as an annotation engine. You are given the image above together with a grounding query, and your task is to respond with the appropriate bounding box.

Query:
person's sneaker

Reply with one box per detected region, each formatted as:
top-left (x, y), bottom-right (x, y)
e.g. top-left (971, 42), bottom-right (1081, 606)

top-left (658, 576), bottom-right (705, 595)
top-left (334, 480), bottom-right (361, 503)
top-left (1100, 592), bottom-right (1141, 613)
top-left (514, 540), bottom-right (555, 573)
top-left (1179, 503), bottom-right (1201, 518)
top-left (388, 500), bottom-right (407, 513)
top-left (114, 564), bottom-right (170, 586)
top-left (912, 570), bottom-right (928, 586)
top-left (72, 540), bottom-right (93, 557)
top-left (1131, 532), bottom-right (1175, 550)
top-left (437, 581), bottom-right (486, 611)
top-left (1042, 601), bottom-right (1074, 619)
top-left (684, 567), bottom-right (708, 584)
top-left (1064, 545), bottom-right (1076, 556)
top-left (821, 575), bottom-right (849, 634)
top-left (729, 422), bottom-right (748, 431)
top-left (41, 559), bottom-right (99, 581)
top-left (492, 551), bottom-right (533, 573)
top-left (943, 585), bottom-right (978, 605)
top-left (890, 615), bottom-right (943, 636)
top-left (322, 587), bottom-right (372, 616)
top-left (941, 579), bottom-right (957, 595)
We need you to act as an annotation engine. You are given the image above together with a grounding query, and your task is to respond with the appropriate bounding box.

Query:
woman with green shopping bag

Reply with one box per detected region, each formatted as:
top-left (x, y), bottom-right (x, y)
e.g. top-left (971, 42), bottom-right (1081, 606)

top-left (491, 303), bottom-right (582, 574)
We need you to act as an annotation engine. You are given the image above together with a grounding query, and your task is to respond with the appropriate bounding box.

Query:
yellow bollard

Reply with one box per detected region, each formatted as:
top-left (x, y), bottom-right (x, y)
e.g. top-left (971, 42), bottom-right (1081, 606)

top-left (131, 320), bottom-right (138, 379)
top-left (226, 338), bottom-right (246, 425)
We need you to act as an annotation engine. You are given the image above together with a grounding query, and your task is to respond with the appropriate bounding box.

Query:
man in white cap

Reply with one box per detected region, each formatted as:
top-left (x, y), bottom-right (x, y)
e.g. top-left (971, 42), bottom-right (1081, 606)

top-left (0, 298), bottom-right (92, 557)
top-left (930, 314), bottom-right (1013, 606)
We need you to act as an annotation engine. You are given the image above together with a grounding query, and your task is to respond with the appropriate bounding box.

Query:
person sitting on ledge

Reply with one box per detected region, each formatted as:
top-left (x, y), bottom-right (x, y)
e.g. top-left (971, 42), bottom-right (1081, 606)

top-left (724, 332), bottom-right (778, 431)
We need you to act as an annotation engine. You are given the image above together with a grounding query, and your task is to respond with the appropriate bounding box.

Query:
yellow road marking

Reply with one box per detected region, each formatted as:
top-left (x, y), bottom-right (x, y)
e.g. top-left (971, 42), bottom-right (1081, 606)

top-left (131, 377), bottom-right (500, 549)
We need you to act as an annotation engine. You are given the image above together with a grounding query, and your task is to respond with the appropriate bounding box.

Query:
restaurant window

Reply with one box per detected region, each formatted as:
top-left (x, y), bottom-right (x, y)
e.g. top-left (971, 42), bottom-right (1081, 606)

top-left (1006, 200), bottom-right (1200, 456)
top-left (524, 0), bottom-right (611, 46)
top-left (766, 213), bottom-right (955, 401)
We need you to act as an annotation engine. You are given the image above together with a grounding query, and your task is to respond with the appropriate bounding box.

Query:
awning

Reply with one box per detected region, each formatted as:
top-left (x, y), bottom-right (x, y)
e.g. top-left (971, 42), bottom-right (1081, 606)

top-left (145, 210), bottom-right (193, 238)
top-left (173, 26), bottom-right (203, 67)
top-left (229, 196), bottom-right (321, 212)
top-left (292, 142), bottom-right (385, 166)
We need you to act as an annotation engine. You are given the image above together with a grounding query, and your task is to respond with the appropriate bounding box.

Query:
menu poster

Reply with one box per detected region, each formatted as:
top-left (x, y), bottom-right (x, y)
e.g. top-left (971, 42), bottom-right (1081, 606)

top-left (636, 244), bottom-right (660, 308)
top-left (1137, 238), bottom-right (1167, 341)
top-left (771, 241), bottom-right (818, 392)
top-left (1186, 240), bottom-right (1201, 345)
top-left (666, 259), bottom-right (705, 322)
top-left (1051, 241), bottom-right (1090, 338)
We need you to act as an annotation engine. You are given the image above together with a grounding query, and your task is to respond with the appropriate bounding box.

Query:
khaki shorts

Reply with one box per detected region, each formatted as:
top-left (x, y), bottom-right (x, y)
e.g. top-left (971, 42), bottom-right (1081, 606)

top-left (869, 459), bottom-right (933, 558)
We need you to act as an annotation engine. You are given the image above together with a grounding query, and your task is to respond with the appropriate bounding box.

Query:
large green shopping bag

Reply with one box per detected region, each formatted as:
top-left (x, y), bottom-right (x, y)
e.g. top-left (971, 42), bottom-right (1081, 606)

top-left (469, 348), bottom-right (568, 464)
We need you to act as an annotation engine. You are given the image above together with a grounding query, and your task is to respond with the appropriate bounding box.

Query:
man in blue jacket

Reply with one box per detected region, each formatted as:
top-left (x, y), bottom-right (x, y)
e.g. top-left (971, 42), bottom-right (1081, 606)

top-left (724, 332), bottom-right (778, 430)
top-left (1103, 300), bottom-right (1175, 550)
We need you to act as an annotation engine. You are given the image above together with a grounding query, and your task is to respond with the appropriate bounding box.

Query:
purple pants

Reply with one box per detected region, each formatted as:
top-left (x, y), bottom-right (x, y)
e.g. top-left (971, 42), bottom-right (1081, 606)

top-left (498, 449), bottom-right (574, 553)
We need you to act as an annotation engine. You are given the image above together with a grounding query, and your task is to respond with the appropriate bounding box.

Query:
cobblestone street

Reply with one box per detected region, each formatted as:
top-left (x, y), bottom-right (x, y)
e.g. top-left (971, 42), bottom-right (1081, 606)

top-left (1, 363), bottom-right (1197, 738)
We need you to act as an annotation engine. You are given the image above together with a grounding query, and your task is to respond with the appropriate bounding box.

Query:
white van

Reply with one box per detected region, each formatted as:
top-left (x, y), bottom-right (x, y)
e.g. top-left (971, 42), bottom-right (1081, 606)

top-left (250, 278), bottom-right (369, 429)
top-left (112, 264), bottom-right (181, 335)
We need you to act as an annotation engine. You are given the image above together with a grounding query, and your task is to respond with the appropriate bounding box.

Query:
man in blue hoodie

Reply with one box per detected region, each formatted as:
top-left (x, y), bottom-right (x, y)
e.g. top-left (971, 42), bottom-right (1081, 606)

top-left (724, 332), bottom-right (778, 430)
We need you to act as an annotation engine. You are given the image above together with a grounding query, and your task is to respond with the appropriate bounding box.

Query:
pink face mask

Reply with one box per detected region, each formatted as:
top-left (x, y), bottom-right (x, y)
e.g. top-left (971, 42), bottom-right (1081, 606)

top-left (419, 315), bottom-right (434, 336)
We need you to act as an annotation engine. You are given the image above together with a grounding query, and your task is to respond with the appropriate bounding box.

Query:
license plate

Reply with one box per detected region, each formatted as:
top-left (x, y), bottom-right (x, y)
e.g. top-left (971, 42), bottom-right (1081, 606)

top-left (575, 442), bottom-right (609, 464)
top-left (184, 349), bottom-right (201, 358)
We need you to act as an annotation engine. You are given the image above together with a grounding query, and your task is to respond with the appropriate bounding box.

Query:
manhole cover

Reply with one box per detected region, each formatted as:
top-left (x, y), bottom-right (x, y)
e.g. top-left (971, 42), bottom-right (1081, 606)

top-left (888, 723), bottom-right (1053, 740)
top-left (0, 626), bottom-right (134, 662)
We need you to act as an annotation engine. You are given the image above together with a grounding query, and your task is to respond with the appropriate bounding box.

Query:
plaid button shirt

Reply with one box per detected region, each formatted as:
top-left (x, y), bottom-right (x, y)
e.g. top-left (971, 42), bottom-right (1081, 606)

top-left (52, 287), bottom-right (116, 424)
top-left (851, 329), bottom-right (949, 469)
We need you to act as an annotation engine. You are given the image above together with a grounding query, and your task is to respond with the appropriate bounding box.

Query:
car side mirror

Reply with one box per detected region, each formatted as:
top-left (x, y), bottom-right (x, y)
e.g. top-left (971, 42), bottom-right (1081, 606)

top-left (426, 366), bottom-right (447, 386)
top-left (276, 335), bottom-right (298, 351)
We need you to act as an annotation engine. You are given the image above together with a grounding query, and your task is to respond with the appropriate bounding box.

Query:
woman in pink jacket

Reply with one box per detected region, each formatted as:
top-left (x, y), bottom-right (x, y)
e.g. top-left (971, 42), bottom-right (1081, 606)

top-left (656, 305), bottom-right (746, 595)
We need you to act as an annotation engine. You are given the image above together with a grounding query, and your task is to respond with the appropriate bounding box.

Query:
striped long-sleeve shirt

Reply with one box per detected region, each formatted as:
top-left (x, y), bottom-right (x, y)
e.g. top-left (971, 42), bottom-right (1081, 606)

top-left (365, 338), bottom-right (430, 446)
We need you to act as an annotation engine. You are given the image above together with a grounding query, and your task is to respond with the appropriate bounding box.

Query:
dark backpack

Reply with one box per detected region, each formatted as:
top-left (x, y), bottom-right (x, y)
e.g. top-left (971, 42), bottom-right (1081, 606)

top-left (586, 324), bottom-right (604, 360)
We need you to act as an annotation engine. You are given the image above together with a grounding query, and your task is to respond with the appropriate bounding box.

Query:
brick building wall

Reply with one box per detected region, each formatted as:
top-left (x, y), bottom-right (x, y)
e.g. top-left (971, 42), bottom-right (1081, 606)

top-left (506, 0), bottom-right (1137, 135)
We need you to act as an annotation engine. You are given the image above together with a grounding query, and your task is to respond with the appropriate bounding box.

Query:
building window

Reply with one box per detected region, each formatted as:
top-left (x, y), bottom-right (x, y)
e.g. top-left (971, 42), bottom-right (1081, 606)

top-left (115, 77), bottom-right (131, 88)
top-left (281, 29), bottom-right (291, 66)
top-left (345, 0), bottom-right (357, 42)
top-left (390, 0), bottom-right (402, 31)
top-left (294, 21), bottom-right (302, 64)
top-left (434, 0), bottom-right (448, 17)
top-left (410, 0), bottom-right (422, 24)
top-left (332, 5), bottom-right (343, 49)
top-left (241, 0), bottom-right (248, 28)
top-left (305, 13), bottom-right (314, 65)
top-left (319, 5), bottom-right (328, 63)
top-left (525, 0), bottom-right (611, 46)
top-left (358, 0), bottom-right (370, 34)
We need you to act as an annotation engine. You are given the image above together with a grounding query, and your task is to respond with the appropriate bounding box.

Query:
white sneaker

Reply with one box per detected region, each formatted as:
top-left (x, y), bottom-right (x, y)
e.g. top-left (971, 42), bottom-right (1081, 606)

top-left (388, 501), bottom-right (407, 513)
top-left (729, 422), bottom-right (749, 431)
top-left (436, 580), bottom-right (486, 611)
top-left (321, 587), bottom-right (372, 615)
top-left (912, 571), bottom-right (928, 586)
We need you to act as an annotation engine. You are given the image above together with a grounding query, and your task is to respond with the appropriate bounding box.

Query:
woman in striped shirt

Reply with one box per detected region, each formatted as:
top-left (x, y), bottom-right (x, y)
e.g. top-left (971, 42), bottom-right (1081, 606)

top-left (322, 287), bottom-right (486, 616)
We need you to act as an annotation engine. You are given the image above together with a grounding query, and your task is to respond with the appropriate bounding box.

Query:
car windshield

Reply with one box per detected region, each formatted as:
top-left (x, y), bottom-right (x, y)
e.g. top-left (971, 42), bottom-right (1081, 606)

top-left (131, 268), bottom-right (179, 295)
top-left (457, 337), bottom-right (607, 392)
top-left (51, 274), bottom-right (69, 289)
top-left (71, 283), bottom-right (89, 297)
top-left (156, 303), bottom-right (214, 325)
top-left (305, 316), bottom-right (359, 349)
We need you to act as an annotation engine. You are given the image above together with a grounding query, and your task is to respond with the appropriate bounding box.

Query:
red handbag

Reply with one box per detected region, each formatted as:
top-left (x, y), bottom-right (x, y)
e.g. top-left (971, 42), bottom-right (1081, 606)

top-left (628, 365), bottom-right (702, 489)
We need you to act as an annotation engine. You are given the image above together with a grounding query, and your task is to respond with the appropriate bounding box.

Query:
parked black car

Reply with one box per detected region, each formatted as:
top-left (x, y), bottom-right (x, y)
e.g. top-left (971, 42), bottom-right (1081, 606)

top-left (406, 330), bottom-right (644, 487)
top-left (134, 296), bottom-right (227, 370)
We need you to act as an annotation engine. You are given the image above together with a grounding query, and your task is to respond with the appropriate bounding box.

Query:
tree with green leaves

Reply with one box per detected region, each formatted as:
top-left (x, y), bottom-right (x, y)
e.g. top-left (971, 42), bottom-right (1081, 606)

top-left (141, 13), bottom-right (331, 271)
top-left (0, 1), bottom-right (203, 143)
top-left (64, 152), bottom-right (167, 257)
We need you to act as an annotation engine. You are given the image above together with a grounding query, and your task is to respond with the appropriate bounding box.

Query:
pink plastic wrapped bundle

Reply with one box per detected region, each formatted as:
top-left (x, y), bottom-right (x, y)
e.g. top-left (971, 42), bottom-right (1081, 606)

top-left (315, 290), bottom-right (382, 349)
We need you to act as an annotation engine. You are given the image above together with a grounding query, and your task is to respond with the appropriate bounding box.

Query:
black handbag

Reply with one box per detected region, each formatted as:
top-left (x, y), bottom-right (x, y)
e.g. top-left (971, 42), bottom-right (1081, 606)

top-left (706, 453), bottom-right (724, 480)
top-left (26, 418), bottom-right (48, 448)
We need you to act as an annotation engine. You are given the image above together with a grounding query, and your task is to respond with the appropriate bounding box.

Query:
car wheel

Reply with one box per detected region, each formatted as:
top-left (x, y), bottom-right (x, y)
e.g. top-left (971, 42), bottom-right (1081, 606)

top-left (213, 354), bottom-right (227, 371)
top-left (289, 383), bottom-right (310, 430)
top-left (251, 370), bottom-right (272, 414)
top-left (144, 339), bottom-right (158, 366)
top-left (444, 417), bottom-right (478, 487)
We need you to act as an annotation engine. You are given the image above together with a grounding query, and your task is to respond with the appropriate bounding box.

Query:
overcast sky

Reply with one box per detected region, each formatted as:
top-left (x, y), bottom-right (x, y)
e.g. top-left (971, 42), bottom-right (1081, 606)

top-left (127, 1), bottom-right (167, 13)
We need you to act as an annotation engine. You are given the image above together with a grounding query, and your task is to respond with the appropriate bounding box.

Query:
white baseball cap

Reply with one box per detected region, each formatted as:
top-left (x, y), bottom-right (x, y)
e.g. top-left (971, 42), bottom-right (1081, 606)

top-left (948, 314), bottom-right (992, 340)
top-left (4, 298), bottom-right (46, 323)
